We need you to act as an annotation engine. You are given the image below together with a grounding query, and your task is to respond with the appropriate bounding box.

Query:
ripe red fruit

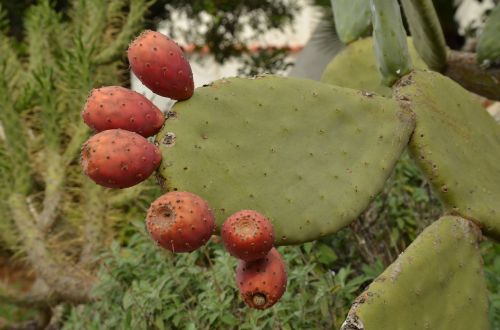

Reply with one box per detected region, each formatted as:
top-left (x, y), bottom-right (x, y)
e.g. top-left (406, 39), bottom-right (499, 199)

top-left (82, 86), bottom-right (165, 137)
top-left (81, 129), bottom-right (161, 189)
top-left (146, 191), bottom-right (215, 253)
top-left (236, 248), bottom-right (287, 310)
top-left (221, 210), bottom-right (275, 262)
top-left (128, 30), bottom-right (194, 100)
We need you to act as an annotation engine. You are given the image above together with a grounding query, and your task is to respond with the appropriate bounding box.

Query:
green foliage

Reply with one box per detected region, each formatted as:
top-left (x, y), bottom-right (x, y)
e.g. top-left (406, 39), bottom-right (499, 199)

top-left (482, 240), bottom-right (500, 329)
top-left (0, 0), bottom-right (156, 251)
top-left (65, 224), bottom-right (385, 330)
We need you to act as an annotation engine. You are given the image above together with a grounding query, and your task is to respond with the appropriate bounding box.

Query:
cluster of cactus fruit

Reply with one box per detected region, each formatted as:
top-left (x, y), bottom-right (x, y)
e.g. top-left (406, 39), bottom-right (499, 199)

top-left (79, 0), bottom-right (500, 326)
top-left (81, 30), bottom-right (287, 309)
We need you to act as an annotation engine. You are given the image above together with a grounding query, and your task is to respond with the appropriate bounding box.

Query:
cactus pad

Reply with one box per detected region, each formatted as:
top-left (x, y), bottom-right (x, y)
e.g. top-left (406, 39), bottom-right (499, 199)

top-left (370, 0), bottom-right (413, 86)
top-left (342, 216), bottom-right (489, 330)
top-left (400, 0), bottom-right (448, 71)
top-left (321, 38), bottom-right (427, 97)
top-left (331, 0), bottom-right (372, 44)
top-left (477, 4), bottom-right (500, 67)
top-left (156, 76), bottom-right (415, 245)
top-left (395, 70), bottom-right (500, 240)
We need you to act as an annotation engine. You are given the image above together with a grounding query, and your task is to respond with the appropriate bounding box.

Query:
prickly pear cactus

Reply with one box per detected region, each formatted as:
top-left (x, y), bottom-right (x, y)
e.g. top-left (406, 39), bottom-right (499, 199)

top-left (321, 37), bottom-right (427, 96)
top-left (394, 70), bottom-right (500, 240)
top-left (342, 216), bottom-right (490, 330)
top-left (155, 76), bottom-right (415, 244)
top-left (76, 0), bottom-right (499, 314)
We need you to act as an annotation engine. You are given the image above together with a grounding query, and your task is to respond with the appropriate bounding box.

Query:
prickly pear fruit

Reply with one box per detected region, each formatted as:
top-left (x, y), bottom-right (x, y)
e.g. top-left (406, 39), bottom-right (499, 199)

top-left (128, 30), bottom-right (194, 100)
top-left (81, 129), bottom-right (161, 189)
top-left (82, 86), bottom-right (165, 137)
top-left (221, 210), bottom-right (274, 262)
top-left (146, 191), bottom-right (215, 253)
top-left (236, 248), bottom-right (287, 310)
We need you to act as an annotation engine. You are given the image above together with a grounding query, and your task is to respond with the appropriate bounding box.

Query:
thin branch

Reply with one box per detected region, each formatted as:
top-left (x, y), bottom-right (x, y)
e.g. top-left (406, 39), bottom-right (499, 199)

top-left (94, 0), bottom-right (153, 65)
top-left (0, 279), bottom-right (54, 308)
top-left (9, 193), bottom-right (96, 304)
top-left (0, 318), bottom-right (39, 330)
top-left (46, 304), bottom-right (65, 330)
top-left (78, 182), bottom-right (106, 268)
top-left (0, 304), bottom-right (51, 330)
top-left (38, 152), bottom-right (64, 233)
top-left (25, 195), bottom-right (41, 224)
top-left (445, 50), bottom-right (500, 101)
top-left (62, 122), bottom-right (88, 167)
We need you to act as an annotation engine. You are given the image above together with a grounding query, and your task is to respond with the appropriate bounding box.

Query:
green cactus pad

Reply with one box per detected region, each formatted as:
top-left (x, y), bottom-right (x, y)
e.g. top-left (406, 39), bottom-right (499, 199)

top-left (477, 4), bottom-right (500, 67)
top-left (331, 0), bottom-right (372, 44)
top-left (342, 216), bottom-right (489, 330)
top-left (155, 76), bottom-right (415, 245)
top-left (370, 0), bottom-right (413, 86)
top-left (394, 70), bottom-right (500, 240)
top-left (321, 37), bottom-right (427, 97)
top-left (400, 0), bottom-right (448, 71)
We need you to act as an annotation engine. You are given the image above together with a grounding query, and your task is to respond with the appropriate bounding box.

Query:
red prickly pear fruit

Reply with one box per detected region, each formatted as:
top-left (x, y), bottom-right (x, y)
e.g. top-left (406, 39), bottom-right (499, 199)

top-left (82, 86), bottom-right (165, 137)
top-left (236, 248), bottom-right (287, 310)
top-left (127, 30), bottom-right (194, 101)
top-left (146, 191), bottom-right (215, 253)
top-left (81, 129), bottom-right (161, 189)
top-left (221, 210), bottom-right (275, 262)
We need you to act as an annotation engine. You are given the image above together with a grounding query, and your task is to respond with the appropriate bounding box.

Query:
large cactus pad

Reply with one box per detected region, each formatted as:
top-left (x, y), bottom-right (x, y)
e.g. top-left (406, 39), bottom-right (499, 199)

top-left (395, 70), bottom-right (500, 240)
top-left (156, 76), bottom-right (415, 245)
top-left (321, 38), bottom-right (427, 97)
top-left (342, 216), bottom-right (489, 330)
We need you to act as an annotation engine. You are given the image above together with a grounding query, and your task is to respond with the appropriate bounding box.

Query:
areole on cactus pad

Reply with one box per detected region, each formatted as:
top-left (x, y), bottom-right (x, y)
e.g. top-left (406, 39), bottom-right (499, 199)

top-left (155, 76), bottom-right (415, 245)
